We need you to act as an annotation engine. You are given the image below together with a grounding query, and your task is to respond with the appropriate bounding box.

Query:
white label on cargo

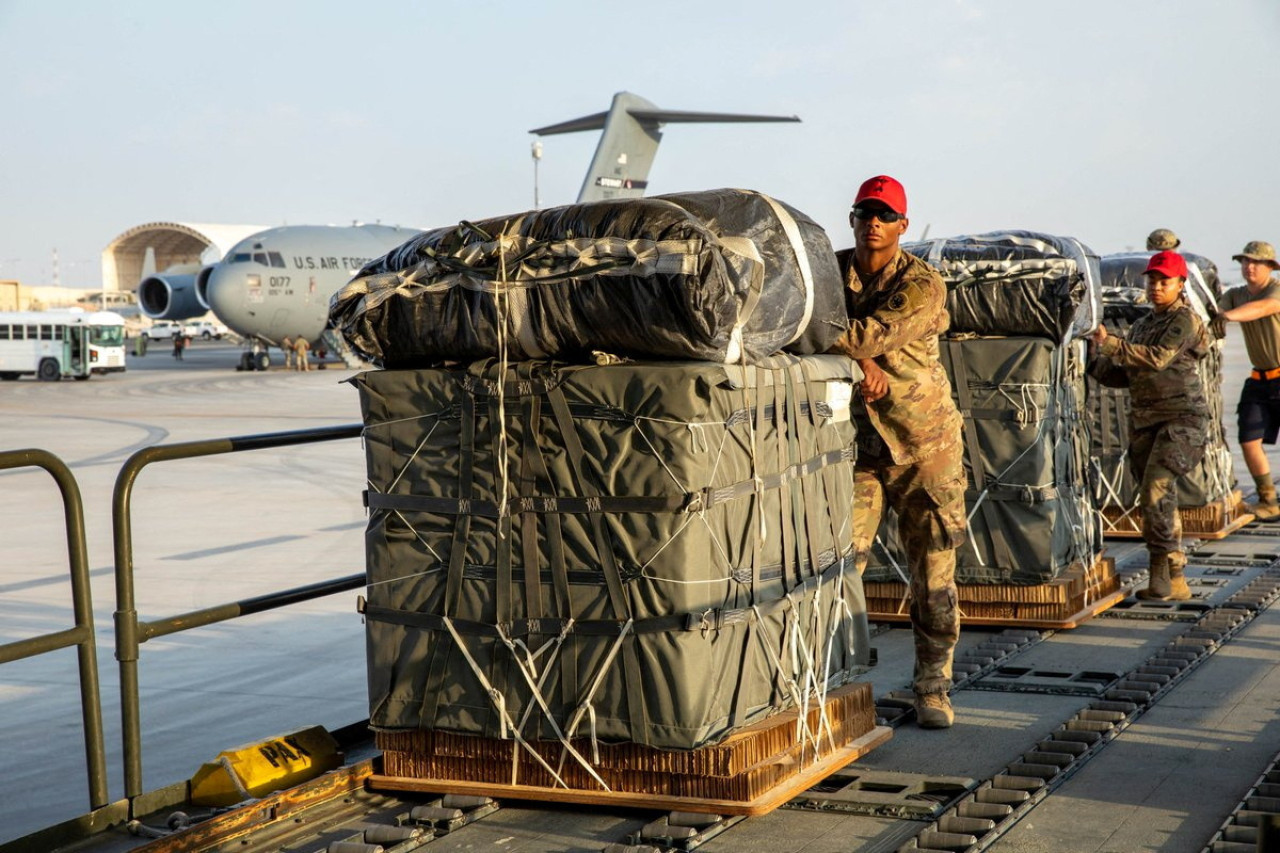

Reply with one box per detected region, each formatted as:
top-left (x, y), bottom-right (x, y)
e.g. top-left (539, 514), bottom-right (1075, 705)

top-left (826, 381), bottom-right (852, 423)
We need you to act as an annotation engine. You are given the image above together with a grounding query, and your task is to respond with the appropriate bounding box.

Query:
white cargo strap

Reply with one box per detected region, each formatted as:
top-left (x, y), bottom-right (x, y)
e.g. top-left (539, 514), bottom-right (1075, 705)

top-left (561, 619), bottom-right (634, 773)
top-left (927, 238), bottom-right (947, 269)
top-left (717, 235), bottom-right (764, 364)
top-left (494, 623), bottom-right (611, 791)
top-left (787, 593), bottom-right (836, 753)
top-left (512, 619), bottom-right (577, 734)
top-left (751, 604), bottom-right (827, 756)
top-left (757, 192), bottom-right (817, 348)
top-left (1185, 263), bottom-right (1217, 318)
top-left (440, 616), bottom-right (573, 789)
top-left (386, 421), bottom-right (443, 492)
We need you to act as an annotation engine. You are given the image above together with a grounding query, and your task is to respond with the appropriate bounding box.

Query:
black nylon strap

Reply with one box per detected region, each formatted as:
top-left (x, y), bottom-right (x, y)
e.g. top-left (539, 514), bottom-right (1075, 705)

top-left (772, 365), bottom-right (793, 589)
top-left (517, 364), bottom-right (544, 620)
top-left (363, 554), bottom-right (855, 639)
top-left (544, 385), bottom-right (631, 620)
top-left (366, 491), bottom-right (692, 516)
top-left (366, 450), bottom-right (853, 518)
top-left (948, 341), bottom-right (1020, 570)
top-left (444, 391), bottom-right (477, 617)
top-left (966, 484), bottom-right (1059, 504)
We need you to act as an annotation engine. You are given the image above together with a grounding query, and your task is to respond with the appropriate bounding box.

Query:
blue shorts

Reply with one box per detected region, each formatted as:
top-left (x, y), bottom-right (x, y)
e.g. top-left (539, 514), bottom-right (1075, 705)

top-left (1238, 377), bottom-right (1280, 444)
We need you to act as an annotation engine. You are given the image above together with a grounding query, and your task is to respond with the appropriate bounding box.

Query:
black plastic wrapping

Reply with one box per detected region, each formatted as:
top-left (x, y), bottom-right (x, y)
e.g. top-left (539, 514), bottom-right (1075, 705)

top-left (1099, 251), bottom-right (1221, 323)
top-left (329, 189), bottom-right (847, 367)
top-left (903, 231), bottom-right (1101, 341)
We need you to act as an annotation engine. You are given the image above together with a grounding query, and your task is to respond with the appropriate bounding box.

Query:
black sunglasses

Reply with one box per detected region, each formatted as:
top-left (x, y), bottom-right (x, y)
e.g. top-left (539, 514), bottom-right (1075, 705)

top-left (852, 206), bottom-right (905, 224)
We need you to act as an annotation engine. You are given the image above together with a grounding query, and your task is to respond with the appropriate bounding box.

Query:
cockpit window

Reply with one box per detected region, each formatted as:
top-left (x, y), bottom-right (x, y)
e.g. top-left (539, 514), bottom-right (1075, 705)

top-left (231, 253), bottom-right (251, 263)
top-left (268, 251), bottom-right (286, 268)
top-left (252, 252), bottom-right (269, 265)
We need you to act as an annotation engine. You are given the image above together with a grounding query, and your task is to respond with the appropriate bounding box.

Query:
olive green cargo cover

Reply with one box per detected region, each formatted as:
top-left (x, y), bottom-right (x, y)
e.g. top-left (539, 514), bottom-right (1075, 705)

top-left (354, 355), bottom-right (870, 751)
top-left (865, 336), bottom-right (1101, 585)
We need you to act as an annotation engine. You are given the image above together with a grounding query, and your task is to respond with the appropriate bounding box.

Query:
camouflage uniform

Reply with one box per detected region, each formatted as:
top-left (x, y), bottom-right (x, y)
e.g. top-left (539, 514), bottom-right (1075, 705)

top-left (828, 248), bottom-right (966, 695)
top-left (1090, 299), bottom-right (1209, 554)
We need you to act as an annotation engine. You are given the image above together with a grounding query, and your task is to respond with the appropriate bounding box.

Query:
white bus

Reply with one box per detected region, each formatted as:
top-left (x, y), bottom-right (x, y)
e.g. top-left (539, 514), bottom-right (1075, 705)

top-left (0, 310), bottom-right (128, 381)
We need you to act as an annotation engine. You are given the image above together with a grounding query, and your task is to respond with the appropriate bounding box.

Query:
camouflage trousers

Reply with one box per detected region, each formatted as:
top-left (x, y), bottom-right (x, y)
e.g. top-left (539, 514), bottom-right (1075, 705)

top-left (852, 442), bottom-right (967, 695)
top-left (1130, 418), bottom-right (1206, 555)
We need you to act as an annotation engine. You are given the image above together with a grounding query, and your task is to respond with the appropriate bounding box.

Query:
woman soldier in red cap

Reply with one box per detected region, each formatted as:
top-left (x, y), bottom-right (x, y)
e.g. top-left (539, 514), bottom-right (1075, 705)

top-left (1089, 251), bottom-right (1211, 600)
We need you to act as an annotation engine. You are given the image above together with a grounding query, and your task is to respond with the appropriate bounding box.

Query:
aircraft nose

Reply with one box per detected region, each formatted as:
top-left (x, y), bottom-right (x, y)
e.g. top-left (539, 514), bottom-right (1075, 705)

top-left (205, 264), bottom-right (258, 339)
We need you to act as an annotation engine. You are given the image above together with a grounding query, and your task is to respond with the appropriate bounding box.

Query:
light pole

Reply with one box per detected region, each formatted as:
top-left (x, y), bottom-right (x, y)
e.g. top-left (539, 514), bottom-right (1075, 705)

top-left (531, 140), bottom-right (543, 210)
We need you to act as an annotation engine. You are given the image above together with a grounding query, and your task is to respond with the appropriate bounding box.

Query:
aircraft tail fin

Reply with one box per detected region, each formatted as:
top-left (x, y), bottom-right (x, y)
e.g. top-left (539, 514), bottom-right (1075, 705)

top-left (530, 92), bottom-right (800, 204)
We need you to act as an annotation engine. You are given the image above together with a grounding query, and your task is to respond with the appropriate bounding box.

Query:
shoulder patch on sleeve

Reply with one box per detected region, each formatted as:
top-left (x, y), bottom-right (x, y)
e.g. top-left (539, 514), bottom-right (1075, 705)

top-left (888, 292), bottom-right (908, 311)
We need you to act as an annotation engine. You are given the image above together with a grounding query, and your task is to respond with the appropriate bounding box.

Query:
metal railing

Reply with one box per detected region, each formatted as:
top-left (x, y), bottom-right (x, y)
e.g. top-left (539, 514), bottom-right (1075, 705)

top-left (111, 423), bottom-right (365, 802)
top-left (0, 449), bottom-right (109, 811)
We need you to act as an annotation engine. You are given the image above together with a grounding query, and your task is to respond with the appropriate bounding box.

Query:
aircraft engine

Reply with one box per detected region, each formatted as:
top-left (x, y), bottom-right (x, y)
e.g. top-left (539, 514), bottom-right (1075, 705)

top-left (137, 273), bottom-right (204, 320)
top-left (195, 264), bottom-right (217, 311)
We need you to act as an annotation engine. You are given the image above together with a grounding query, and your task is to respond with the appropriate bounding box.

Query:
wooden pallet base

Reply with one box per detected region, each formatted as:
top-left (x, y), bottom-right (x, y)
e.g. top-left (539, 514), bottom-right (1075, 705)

top-left (369, 725), bottom-right (893, 817)
top-left (1103, 512), bottom-right (1255, 541)
top-left (866, 557), bottom-right (1122, 629)
top-left (1103, 490), bottom-right (1253, 540)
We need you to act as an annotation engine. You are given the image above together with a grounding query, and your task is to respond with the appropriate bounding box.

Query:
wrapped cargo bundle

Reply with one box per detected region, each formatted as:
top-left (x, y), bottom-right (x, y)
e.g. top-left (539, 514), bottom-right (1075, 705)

top-left (867, 337), bottom-right (1100, 585)
top-left (1090, 253), bottom-right (1235, 528)
top-left (861, 233), bottom-right (1103, 586)
top-left (903, 231), bottom-right (1102, 341)
top-left (330, 189), bottom-right (848, 367)
top-left (354, 355), bottom-right (871, 755)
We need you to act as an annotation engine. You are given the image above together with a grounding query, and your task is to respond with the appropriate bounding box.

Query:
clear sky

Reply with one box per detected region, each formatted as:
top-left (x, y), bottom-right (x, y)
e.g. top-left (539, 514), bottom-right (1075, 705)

top-left (2, 0), bottom-right (1277, 289)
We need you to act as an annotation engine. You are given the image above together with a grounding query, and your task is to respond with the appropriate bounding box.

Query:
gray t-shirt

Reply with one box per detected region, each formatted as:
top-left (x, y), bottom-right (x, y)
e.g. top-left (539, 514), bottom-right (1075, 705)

top-left (1222, 277), bottom-right (1280, 370)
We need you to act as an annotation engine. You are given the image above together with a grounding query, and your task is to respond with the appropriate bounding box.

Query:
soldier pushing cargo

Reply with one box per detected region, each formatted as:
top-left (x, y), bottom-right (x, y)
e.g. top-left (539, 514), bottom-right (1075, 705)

top-left (1213, 241), bottom-right (1280, 521)
top-left (827, 175), bottom-right (966, 729)
top-left (1089, 251), bottom-right (1210, 600)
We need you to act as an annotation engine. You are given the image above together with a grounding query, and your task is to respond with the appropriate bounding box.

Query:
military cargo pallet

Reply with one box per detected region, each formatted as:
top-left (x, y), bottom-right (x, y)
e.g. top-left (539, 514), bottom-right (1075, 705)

top-left (864, 557), bottom-right (1122, 629)
top-left (1102, 490), bottom-right (1254, 541)
top-left (370, 683), bottom-right (889, 816)
top-left (370, 726), bottom-right (891, 817)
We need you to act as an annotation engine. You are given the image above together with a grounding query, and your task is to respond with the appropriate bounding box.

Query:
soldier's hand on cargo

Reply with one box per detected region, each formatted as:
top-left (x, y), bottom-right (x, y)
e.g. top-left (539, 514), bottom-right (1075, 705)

top-left (1091, 324), bottom-right (1108, 346)
top-left (1209, 312), bottom-right (1227, 340)
top-left (857, 358), bottom-right (889, 402)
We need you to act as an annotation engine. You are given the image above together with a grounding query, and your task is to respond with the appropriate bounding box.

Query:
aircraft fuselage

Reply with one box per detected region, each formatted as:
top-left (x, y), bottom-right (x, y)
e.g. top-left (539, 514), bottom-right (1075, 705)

top-left (204, 223), bottom-right (421, 345)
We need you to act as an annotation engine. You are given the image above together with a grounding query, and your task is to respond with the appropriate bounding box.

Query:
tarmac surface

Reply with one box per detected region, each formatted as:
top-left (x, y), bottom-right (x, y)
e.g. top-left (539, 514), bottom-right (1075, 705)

top-left (1, 341), bottom-right (369, 841)
top-left (2, 329), bottom-right (1279, 852)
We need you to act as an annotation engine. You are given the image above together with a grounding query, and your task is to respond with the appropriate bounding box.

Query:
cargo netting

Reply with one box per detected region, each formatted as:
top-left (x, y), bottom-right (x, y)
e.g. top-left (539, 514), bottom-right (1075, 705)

top-left (354, 355), bottom-right (872, 780)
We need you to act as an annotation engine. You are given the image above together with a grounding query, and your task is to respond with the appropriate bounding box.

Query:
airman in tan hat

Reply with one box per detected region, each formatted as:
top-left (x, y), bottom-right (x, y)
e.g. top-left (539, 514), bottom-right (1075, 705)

top-left (1216, 240), bottom-right (1280, 519)
top-left (1146, 228), bottom-right (1181, 251)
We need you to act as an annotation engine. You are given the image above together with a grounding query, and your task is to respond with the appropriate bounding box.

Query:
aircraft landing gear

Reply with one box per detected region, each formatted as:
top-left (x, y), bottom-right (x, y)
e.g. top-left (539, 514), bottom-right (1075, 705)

top-left (236, 345), bottom-right (271, 372)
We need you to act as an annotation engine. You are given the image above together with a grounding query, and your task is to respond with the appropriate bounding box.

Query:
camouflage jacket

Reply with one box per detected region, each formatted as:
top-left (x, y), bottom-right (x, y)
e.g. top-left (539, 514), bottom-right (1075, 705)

top-left (827, 248), bottom-right (962, 465)
top-left (1089, 300), bottom-right (1209, 431)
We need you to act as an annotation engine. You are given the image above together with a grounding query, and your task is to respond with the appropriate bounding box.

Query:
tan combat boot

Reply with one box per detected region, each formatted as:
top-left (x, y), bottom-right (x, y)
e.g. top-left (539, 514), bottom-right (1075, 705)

top-left (1136, 552), bottom-right (1172, 601)
top-left (1252, 476), bottom-right (1280, 522)
top-left (915, 692), bottom-right (954, 729)
top-left (1166, 551), bottom-right (1192, 601)
top-left (1254, 493), bottom-right (1280, 522)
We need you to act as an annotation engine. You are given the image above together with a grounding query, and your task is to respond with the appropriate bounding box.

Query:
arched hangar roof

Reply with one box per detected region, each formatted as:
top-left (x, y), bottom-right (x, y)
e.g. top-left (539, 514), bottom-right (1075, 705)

top-left (102, 222), bottom-right (269, 291)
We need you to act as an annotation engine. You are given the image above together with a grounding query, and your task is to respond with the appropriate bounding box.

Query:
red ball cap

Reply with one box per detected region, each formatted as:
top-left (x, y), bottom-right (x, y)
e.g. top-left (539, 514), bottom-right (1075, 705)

top-left (1144, 250), bottom-right (1189, 280)
top-left (854, 175), bottom-right (907, 215)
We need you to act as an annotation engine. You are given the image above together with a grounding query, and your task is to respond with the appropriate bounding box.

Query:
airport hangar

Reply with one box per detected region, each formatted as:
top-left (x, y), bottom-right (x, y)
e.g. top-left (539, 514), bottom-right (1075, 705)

top-left (101, 221), bottom-right (268, 309)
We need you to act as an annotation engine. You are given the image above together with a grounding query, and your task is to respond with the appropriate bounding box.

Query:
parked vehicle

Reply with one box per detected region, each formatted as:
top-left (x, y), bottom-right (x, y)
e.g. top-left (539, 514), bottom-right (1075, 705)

top-left (0, 310), bottom-right (127, 380)
top-left (187, 319), bottom-right (229, 340)
top-left (144, 320), bottom-right (183, 340)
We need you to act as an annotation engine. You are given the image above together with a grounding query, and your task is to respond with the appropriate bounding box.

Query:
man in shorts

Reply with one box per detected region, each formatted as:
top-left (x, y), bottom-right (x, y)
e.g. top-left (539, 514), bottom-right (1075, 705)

top-left (1217, 241), bottom-right (1280, 520)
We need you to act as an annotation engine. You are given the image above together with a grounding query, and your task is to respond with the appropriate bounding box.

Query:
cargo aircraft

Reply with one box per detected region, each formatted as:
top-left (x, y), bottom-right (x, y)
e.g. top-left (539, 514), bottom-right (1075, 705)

top-left (193, 92), bottom-right (799, 370)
